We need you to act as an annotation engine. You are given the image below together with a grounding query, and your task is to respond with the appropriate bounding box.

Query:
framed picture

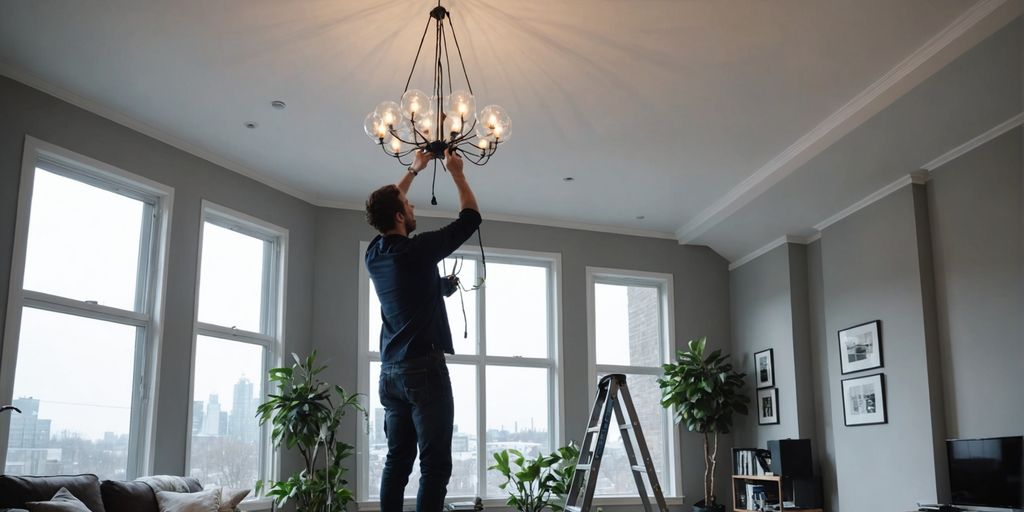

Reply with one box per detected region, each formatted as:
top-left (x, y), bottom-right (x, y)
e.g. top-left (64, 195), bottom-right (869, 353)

top-left (841, 373), bottom-right (887, 426)
top-left (837, 320), bottom-right (883, 374)
top-left (756, 388), bottom-right (779, 425)
top-left (754, 348), bottom-right (775, 389)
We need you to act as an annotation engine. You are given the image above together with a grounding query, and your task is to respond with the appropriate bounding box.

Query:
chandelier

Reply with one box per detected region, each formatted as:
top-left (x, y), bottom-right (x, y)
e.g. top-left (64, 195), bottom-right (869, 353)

top-left (363, 1), bottom-right (510, 175)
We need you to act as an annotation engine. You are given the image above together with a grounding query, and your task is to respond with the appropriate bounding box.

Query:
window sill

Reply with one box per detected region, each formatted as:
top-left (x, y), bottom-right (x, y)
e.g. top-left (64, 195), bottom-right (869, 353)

top-left (356, 495), bottom-right (686, 510)
top-left (236, 497), bottom-right (275, 511)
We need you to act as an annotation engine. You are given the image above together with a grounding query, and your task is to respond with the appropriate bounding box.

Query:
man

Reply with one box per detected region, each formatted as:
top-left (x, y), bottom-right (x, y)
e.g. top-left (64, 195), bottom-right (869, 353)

top-left (364, 148), bottom-right (480, 512)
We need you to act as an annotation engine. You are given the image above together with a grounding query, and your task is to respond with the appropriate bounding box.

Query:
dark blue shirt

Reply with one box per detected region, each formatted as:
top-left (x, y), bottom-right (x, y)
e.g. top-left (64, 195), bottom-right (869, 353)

top-left (366, 208), bottom-right (482, 363)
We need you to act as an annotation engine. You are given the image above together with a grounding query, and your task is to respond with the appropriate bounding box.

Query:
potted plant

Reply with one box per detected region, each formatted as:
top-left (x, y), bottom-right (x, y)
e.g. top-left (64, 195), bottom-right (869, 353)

top-left (256, 351), bottom-right (366, 512)
top-left (489, 443), bottom-right (579, 512)
top-left (658, 338), bottom-right (748, 512)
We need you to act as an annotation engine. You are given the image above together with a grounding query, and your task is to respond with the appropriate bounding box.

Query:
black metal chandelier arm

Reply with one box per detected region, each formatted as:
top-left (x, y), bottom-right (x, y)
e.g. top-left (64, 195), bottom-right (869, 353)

top-left (377, 142), bottom-right (418, 162)
top-left (445, 12), bottom-right (474, 95)
top-left (403, 17), bottom-right (435, 95)
top-left (441, 21), bottom-right (454, 96)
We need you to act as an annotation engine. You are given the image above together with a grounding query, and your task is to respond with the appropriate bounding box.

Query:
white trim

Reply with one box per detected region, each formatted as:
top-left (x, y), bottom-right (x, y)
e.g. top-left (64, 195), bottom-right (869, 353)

top-left (584, 267), bottom-right (680, 497)
top-left (675, 0), bottom-right (1020, 244)
top-left (813, 173), bottom-right (924, 233)
top-left (727, 235), bottom-right (817, 271)
top-left (184, 201), bottom-right (288, 491)
top-left (0, 136), bottom-right (173, 477)
top-left (0, 63), bottom-right (318, 205)
top-left (922, 111), bottom-right (1024, 171)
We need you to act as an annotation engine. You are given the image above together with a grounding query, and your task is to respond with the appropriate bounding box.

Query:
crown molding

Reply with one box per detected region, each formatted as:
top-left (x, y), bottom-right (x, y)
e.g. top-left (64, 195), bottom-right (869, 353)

top-left (813, 173), bottom-right (924, 233)
top-left (728, 235), bottom-right (817, 271)
top-left (676, 0), bottom-right (1020, 245)
top-left (921, 111), bottom-right (1024, 171)
top-left (0, 62), bottom-right (320, 205)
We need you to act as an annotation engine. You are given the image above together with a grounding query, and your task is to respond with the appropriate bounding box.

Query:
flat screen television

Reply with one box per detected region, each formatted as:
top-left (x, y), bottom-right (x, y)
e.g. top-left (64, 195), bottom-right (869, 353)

top-left (947, 436), bottom-right (1023, 509)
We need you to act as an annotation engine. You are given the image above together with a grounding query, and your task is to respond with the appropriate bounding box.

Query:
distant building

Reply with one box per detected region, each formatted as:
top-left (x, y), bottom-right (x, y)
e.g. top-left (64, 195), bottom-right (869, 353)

top-left (192, 401), bottom-right (204, 435)
top-left (202, 394), bottom-right (221, 436)
top-left (6, 397), bottom-right (53, 475)
top-left (229, 376), bottom-right (259, 444)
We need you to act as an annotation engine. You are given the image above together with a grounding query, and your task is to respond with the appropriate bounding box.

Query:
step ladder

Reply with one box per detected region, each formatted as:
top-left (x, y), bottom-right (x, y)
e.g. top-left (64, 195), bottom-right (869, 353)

top-left (564, 374), bottom-right (669, 512)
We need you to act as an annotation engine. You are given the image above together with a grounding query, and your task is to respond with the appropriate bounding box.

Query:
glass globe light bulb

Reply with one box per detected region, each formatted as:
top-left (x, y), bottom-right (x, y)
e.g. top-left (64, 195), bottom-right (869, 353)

top-left (443, 115), bottom-right (464, 138)
top-left (374, 101), bottom-right (402, 129)
top-left (364, 112), bottom-right (385, 141)
top-left (445, 90), bottom-right (476, 119)
top-left (478, 105), bottom-right (511, 141)
top-left (477, 139), bottom-right (489, 150)
top-left (401, 89), bottom-right (431, 119)
top-left (389, 136), bottom-right (403, 154)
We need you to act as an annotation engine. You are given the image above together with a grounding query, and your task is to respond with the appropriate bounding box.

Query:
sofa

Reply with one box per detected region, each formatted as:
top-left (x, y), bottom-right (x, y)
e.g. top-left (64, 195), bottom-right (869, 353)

top-left (0, 474), bottom-right (205, 512)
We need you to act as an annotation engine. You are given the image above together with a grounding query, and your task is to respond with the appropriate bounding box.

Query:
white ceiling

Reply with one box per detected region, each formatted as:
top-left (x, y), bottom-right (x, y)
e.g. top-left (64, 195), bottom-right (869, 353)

top-left (0, 0), bottom-right (1020, 262)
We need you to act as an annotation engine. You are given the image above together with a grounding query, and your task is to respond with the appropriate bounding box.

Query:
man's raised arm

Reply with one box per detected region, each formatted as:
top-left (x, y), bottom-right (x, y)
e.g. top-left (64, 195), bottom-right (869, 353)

top-left (445, 149), bottom-right (478, 213)
top-left (397, 150), bottom-right (432, 194)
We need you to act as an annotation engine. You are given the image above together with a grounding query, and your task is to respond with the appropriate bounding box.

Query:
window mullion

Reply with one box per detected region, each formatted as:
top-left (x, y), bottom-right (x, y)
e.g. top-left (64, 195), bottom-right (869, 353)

top-left (197, 322), bottom-right (274, 346)
top-left (23, 290), bottom-right (149, 326)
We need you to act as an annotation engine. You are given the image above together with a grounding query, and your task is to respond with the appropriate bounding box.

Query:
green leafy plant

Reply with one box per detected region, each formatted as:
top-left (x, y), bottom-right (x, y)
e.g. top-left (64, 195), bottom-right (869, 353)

top-left (658, 338), bottom-right (748, 511)
top-left (255, 351), bottom-right (366, 512)
top-left (489, 443), bottom-right (580, 512)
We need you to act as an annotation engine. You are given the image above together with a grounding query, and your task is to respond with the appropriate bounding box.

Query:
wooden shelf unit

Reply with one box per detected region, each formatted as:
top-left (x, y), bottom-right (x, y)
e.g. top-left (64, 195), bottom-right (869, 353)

top-left (730, 474), bottom-right (823, 512)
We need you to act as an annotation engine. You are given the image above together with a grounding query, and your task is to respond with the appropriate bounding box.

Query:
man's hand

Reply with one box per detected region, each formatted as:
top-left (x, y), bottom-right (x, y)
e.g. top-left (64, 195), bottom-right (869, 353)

top-left (445, 148), bottom-right (464, 178)
top-left (410, 149), bottom-right (433, 173)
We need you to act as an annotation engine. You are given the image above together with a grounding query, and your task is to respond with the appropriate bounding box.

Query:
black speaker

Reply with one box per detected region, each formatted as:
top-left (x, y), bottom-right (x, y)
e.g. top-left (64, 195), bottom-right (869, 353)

top-left (767, 438), bottom-right (813, 478)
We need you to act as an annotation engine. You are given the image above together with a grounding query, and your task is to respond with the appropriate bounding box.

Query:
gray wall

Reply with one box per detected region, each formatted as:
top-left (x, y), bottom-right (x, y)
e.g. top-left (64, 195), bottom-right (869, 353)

top-left (730, 127), bottom-right (1023, 510)
top-left (927, 128), bottom-right (1023, 438)
top-left (311, 207), bottom-right (732, 509)
top-left (0, 75), bottom-right (318, 478)
top-left (729, 243), bottom-right (817, 448)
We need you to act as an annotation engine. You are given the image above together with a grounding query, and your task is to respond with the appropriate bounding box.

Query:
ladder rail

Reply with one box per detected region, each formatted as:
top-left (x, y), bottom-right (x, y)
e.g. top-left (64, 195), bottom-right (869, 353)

top-left (618, 378), bottom-right (670, 511)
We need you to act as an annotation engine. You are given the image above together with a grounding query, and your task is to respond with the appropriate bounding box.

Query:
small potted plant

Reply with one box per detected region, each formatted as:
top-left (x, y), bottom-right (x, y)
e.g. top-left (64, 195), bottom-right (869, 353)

top-left (658, 338), bottom-right (748, 512)
top-left (256, 351), bottom-right (366, 512)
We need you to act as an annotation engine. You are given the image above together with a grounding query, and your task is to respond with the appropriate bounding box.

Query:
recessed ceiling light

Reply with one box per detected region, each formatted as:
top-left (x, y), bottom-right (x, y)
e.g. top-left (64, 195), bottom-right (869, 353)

top-left (271, 100), bottom-right (286, 110)
top-left (244, 121), bottom-right (258, 129)
top-left (636, 215), bottom-right (646, 220)
top-left (563, 177), bottom-right (574, 182)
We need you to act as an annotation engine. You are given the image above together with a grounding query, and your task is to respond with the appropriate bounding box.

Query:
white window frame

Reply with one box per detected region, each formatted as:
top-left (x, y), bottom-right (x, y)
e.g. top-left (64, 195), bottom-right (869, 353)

top-left (356, 243), bottom-right (564, 508)
top-left (0, 136), bottom-right (174, 477)
top-left (183, 201), bottom-right (287, 496)
top-left (586, 266), bottom-right (680, 499)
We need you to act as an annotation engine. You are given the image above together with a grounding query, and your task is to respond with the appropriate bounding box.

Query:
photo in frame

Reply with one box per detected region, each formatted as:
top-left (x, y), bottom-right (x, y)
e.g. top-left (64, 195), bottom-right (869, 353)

top-left (756, 388), bottom-right (779, 425)
top-left (754, 348), bottom-right (775, 389)
top-left (841, 373), bottom-right (887, 426)
top-left (837, 320), bottom-right (883, 374)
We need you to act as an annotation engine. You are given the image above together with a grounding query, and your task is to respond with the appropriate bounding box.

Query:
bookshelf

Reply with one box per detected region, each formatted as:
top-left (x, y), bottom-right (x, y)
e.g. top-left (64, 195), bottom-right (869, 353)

top-left (730, 475), bottom-right (823, 512)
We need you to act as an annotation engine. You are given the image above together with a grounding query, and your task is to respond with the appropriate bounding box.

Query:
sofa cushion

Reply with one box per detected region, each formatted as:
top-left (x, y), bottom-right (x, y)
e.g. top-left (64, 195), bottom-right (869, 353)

top-left (24, 487), bottom-right (91, 512)
top-left (100, 477), bottom-right (204, 512)
top-left (0, 475), bottom-right (104, 512)
top-left (154, 488), bottom-right (220, 512)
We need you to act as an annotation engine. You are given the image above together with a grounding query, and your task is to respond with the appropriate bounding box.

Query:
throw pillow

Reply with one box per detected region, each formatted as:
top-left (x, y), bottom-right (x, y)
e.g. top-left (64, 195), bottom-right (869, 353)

top-left (154, 487), bottom-right (221, 512)
top-left (24, 487), bottom-right (92, 512)
top-left (201, 485), bottom-right (250, 512)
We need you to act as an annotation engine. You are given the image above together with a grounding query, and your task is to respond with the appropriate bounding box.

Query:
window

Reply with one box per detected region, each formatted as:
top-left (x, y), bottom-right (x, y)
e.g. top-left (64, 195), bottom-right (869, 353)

top-left (587, 267), bottom-right (677, 497)
top-left (0, 138), bottom-right (172, 479)
top-left (359, 248), bottom-right (561, 503)
top-left (186, 203), bottom-right (286, 490)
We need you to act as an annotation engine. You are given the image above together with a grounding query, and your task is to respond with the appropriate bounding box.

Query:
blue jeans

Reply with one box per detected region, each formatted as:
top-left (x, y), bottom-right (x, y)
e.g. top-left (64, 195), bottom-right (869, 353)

top-left (379, 353), bottom-right (454, 512)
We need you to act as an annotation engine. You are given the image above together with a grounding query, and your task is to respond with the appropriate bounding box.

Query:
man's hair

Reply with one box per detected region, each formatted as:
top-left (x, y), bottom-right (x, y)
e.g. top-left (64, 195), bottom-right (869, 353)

top-left (366, 184), bottom-right (404, 233)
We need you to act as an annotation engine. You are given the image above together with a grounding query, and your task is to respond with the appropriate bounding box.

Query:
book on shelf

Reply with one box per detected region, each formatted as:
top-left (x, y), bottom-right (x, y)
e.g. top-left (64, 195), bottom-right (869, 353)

top-left (732, 447), bottom-right (772, 476)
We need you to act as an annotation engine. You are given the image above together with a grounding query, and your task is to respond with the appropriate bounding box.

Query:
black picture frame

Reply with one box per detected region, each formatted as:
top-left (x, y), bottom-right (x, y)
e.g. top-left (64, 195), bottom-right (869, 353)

top-left (754, 348), bottom-right (775, 389)
top-left (841, 373), bottom-right (887, 426)
top-left (837, 320), bottom-right (883, 375)
top-left (756, 388), bottom-right (779, 425)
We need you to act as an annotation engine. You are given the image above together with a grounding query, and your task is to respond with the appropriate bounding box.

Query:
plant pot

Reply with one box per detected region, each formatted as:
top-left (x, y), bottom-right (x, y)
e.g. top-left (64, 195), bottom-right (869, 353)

top-left (692, 499), bottom-right (725, 512)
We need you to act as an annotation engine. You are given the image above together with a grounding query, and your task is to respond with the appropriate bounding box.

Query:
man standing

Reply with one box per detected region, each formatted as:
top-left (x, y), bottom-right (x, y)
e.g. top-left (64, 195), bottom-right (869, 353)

top-left (364, 149), bottom-right (480, 512)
